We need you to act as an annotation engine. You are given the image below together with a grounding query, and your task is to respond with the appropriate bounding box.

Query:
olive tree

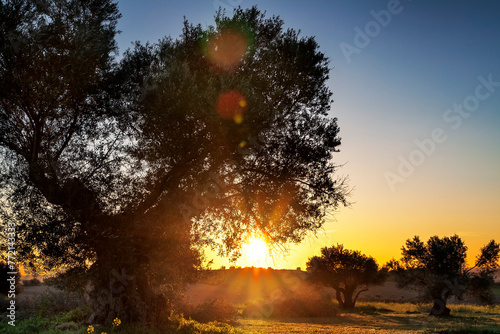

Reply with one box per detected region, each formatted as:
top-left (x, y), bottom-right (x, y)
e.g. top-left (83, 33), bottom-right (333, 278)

top-left (307, 244), bottom-right (387, 309)
top-left (387, 236), bottom-right (499, 316)
top-left (1, 2), bottom-right (349, 322)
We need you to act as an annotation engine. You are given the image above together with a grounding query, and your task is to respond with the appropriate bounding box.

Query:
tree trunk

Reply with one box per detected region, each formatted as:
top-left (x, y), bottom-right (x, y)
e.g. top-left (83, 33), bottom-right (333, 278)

top-left (85, 249), bottom-right (166, 324)
top-left (83, 219), bottom-right (167, 325)
top-left (429, 297), bottom-right (450, 316)
top-left (335, 288), bottom-right (344, 308)
top-left (336, 288), bottom-right (355, 309)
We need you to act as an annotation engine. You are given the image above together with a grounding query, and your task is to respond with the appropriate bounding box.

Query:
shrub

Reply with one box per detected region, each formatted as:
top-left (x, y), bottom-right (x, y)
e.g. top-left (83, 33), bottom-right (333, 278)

top-left (16, 289), bottom-right (85, 320)
top-left (56, 305), bottom-right (92, 323)
top-left (22, 278), bottom-right (42, 286)
top-left (180, 298), bottom-right (238, 324)
top-left (167, 311), bottom-right (243, 334)
top-left (43, 267), bottom-right (89, 295)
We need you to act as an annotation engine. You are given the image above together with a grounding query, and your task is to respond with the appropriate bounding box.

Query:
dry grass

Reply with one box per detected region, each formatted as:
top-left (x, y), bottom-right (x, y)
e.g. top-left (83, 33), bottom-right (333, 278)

top-left (237, 301), bottom-right (500, 334)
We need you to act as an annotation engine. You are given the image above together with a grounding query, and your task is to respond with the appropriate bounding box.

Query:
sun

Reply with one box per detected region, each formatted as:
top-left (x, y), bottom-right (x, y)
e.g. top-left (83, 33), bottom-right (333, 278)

top-left (242, 236), bottom-right (269, 267)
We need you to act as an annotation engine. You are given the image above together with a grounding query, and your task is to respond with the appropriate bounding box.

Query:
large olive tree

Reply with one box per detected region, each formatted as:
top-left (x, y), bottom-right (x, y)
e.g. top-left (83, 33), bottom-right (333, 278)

top-left (1, 2), bottom-right (348, 322)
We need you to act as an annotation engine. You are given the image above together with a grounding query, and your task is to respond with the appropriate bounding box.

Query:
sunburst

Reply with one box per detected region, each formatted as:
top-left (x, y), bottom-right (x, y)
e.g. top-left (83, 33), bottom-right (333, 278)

top-left (242, 236), bottom-right (269, 267)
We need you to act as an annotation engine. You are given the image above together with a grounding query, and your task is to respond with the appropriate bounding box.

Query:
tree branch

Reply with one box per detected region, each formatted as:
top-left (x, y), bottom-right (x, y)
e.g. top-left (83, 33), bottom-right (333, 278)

top-left (353, 288), bottom-right (368, 304)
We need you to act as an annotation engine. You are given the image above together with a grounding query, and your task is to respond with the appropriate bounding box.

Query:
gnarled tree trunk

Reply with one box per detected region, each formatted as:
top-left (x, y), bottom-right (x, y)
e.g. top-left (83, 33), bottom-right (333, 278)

top-left (335, 287), bottom-right (355, 309)
top-left (429, 297), bottom-right (451, 316)
top-left (335, 285), bottom-right (369, 309)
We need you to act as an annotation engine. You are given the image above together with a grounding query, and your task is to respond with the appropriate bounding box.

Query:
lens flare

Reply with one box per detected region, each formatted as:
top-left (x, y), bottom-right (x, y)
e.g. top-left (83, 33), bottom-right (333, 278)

top-left (233, 113), bottom-right (243, 124)
top-left (216, 90), bottom-right (247, 122)
top-left (207, 29), bottom-right (248, 70)
top-left (201, 23), bottom-right (254, 72)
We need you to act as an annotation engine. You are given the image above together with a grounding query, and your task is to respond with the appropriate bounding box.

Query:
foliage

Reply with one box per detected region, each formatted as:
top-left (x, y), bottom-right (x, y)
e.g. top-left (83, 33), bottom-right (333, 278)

top-left (0, 306), bottom-right (242, 334)
top-left (0, 1), bottom-right (348, 322)
top-left (23, 277), bottom-right (42, 286)
top-left (3, 288), bottom-right (85, 322)
top-left (387, 235), bottom-right (500, 316)
top-left (0, 301), bottom-right (499, 333)
top-left (306, 244), bottom-right (387, 309)
top-left (179, 298), bottom-right (238, 324)
top-left (166, 311), bottom-right (244, 334)
top-left (26, 290), bottom-right (85, 319)
top-left (55, 306), bottom-right (92, 323)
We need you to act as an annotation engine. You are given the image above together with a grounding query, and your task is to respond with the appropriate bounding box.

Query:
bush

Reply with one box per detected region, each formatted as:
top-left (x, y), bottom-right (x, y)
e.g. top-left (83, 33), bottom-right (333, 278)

top-left (22, 278), bottom-right (42, 286)
top-left (55, 305), bottom-right (92, 323)
top-left (166, 311), bottom-right (243, 334)
top-left (179, 298), bottom-right (238, 324)
top-left (40, 276), bottom-right (58, 287)
top-left (36, 290), bottom-right (84, 317)
top-left (42, 267), bottom-right (89, 294)
top-left (15, 289), bottom-right (85, 320)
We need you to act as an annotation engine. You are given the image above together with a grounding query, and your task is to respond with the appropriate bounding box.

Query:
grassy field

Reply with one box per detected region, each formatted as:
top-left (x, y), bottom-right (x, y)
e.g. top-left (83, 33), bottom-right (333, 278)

top-left (2, 299), bottom-right (499, 333)
top-left (238, 302), bottom-right (500, 333)
top-left (2, 278), bottom-right (500, 333)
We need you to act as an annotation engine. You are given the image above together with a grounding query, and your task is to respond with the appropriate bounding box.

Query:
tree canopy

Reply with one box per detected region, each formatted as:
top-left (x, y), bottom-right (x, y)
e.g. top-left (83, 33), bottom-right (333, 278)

top-left (0, 1), bottom-right (348, 322)
top-left (387, 235), bottom-right (499, 316)
top-left (306, 244), bottom-right (387, 309)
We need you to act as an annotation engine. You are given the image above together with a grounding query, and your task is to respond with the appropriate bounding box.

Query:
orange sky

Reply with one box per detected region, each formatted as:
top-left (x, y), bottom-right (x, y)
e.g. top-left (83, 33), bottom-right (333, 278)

top-left (210, 151), bottom-right (500, 269)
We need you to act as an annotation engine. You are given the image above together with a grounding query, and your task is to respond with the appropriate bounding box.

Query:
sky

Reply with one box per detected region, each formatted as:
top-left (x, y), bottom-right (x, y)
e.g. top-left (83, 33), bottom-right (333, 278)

top-left (115, 0), bottom-right (500, 269)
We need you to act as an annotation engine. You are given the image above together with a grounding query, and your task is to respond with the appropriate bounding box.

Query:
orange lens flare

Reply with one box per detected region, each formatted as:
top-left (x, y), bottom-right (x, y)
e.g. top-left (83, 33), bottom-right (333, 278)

top-left (216, 90), bottom-right (247, 122)
top-left (207, 29), bottom-right (248, 70)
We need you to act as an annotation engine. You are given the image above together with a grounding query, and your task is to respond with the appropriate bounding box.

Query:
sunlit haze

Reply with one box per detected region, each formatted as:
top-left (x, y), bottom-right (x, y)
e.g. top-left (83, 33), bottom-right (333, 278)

top-left (116, 0), bottom-right (500, 269)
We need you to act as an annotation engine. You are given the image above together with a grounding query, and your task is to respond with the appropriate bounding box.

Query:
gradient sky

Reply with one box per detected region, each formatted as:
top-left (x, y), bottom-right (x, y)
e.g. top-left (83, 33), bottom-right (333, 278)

top-left (115, 0), bottom-right (500, 269)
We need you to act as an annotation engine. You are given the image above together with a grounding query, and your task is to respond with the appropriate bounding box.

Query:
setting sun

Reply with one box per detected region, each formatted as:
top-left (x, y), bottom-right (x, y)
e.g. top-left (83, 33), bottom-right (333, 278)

top-left (241, 236), bottom-right (269, 267)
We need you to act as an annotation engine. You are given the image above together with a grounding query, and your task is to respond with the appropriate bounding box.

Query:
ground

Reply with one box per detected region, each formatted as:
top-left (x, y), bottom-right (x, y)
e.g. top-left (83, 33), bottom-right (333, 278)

top-left (2, 269), bottom-right (499, 333)
top-left (238, 303), bottom-right (500, 333)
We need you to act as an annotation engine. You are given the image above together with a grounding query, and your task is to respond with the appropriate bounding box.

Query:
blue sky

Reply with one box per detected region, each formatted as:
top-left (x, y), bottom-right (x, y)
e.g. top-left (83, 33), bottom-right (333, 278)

top-left (115, 0), bottom-right (500, 268)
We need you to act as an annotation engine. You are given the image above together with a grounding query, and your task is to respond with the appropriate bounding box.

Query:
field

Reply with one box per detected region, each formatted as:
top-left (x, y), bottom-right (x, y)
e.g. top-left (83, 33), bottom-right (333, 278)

top-left (1, 294), bottom-right (499, 333)
top-left (239, 303), bottom-right (500, 333)
top-left (1, 269), bottom-right (500, 333)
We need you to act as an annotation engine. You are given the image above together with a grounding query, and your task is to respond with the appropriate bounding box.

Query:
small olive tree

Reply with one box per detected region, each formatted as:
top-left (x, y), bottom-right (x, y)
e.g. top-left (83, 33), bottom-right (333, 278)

top-left (387, 235), bottom-right (499, 316)
top-left (306, 244), bottom-right (387, 309)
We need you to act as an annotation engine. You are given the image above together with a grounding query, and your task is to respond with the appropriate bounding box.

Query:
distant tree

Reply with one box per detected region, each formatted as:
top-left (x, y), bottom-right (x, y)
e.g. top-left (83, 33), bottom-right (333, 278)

top-left (387, 236), bottom-right (499, 316)
top-left (0, 3), bottom-right (349, 323)
top-left (306, 244), bottom-right (387, 309)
